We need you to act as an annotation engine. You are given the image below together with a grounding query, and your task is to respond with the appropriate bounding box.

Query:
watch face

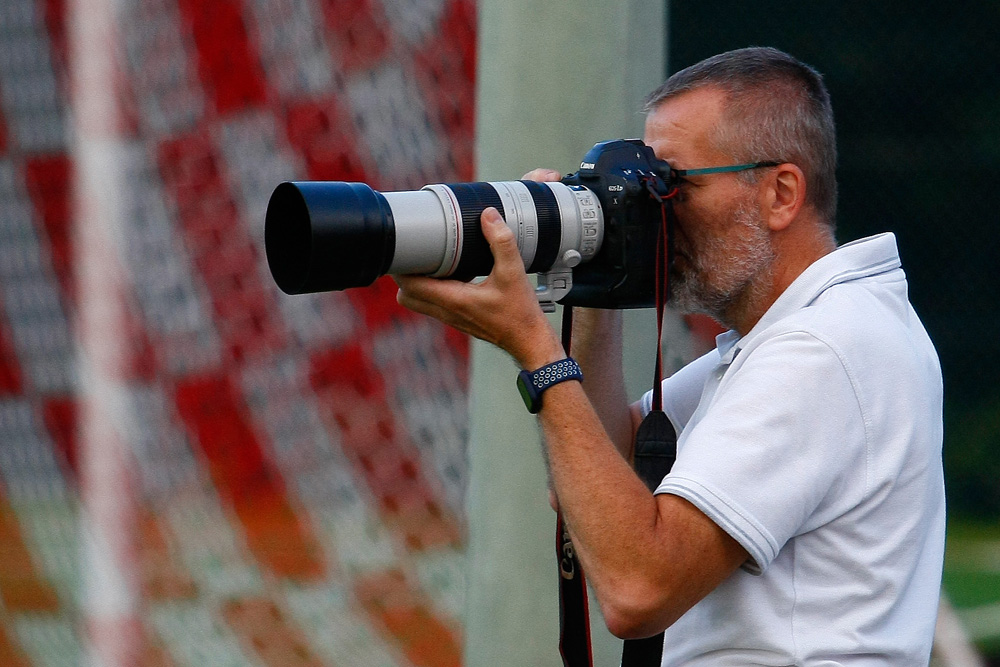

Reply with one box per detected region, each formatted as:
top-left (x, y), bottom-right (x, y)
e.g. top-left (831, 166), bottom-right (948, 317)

top-left (516, 372), bottom-right (539, 413)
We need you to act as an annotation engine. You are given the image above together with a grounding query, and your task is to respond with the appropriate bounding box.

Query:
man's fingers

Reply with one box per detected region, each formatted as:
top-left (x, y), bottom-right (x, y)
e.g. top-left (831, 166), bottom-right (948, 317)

top-left (480, 207), bottom-right (523, 273)
top-left (521, 168), bottom-right (562, 182)
top-left (395, 279), bottom-right (464, 325)
top-left (394, 275), bottom-right (503, 345)
top-left (395, 274), bottom-right (468, 310)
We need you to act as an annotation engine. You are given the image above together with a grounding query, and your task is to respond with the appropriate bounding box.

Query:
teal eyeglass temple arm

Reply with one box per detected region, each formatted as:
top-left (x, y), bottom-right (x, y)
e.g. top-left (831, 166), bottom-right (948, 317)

top-left (672, 161), bottom-right (782, 177)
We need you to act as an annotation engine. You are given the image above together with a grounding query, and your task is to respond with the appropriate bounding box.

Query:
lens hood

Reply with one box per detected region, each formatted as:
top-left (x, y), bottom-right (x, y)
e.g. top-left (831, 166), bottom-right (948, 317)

top-left (265, 181), bottom-right (395, 294)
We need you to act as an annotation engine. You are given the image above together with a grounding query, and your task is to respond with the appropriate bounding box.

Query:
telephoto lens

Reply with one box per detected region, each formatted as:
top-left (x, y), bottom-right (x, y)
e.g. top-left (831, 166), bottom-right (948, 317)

top-left (264, 180), bottom-right (604, 295)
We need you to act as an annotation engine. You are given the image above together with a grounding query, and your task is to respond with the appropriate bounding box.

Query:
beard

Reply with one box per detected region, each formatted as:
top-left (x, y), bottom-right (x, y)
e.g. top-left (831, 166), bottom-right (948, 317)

top-left (668, 196), bottom-right (775, 328)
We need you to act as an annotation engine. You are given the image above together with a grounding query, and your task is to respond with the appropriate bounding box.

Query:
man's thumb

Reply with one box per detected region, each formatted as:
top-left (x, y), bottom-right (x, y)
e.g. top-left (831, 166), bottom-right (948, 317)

top-left (482, 207), bottom-right (517, 258)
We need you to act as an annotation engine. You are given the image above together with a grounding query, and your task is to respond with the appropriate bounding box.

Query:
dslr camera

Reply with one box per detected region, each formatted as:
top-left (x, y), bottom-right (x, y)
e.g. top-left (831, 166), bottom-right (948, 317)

top-left (264, 139), bottom-right (676, 311)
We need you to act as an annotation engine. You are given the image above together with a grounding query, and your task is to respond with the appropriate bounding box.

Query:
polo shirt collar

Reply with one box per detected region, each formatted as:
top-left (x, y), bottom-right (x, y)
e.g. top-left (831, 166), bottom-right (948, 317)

top-left (717, 232), bottom-right (902, 365)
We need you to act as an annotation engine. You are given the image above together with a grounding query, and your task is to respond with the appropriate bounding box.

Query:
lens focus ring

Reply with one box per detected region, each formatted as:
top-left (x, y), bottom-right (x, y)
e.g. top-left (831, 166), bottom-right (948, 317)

top-left (447, 183), bottom-right (505, 281)
top-left (520, 180), bottom-right (561, 273)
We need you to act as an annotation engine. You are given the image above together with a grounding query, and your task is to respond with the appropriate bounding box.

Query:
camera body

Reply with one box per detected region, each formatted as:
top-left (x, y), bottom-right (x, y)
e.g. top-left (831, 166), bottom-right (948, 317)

top-left (263, 139), bottom-right (676, 310)
top-left (554, 139), bottom-right (674, 309)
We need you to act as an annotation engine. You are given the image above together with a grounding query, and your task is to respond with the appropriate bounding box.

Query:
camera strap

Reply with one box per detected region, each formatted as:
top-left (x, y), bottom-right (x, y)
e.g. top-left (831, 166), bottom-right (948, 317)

top-left (620, 182), bottom-right (679, 667)
top-left (557, 180), bottom-right (678, 667)
top-left (556, 305), bottom-right (595, 667)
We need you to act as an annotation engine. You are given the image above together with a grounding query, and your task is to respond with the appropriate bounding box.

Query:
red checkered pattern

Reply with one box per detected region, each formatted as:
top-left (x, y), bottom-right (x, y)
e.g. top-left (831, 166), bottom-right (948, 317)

top-left (0, 0), bottom-right (475, 664)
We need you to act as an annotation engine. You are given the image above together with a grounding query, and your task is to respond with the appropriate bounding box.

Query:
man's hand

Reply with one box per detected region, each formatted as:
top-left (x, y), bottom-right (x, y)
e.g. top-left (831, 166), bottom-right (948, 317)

top-left (393, 206), bottom-right (564, 370)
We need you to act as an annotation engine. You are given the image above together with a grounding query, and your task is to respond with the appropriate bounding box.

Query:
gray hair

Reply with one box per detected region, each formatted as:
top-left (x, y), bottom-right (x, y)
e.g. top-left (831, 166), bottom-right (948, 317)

top-left (644, 47), bottom-right (838, 226)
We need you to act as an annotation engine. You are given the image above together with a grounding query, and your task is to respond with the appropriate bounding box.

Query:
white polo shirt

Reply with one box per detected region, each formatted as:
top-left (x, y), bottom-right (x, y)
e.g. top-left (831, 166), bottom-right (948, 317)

top-left (639, 233), bottom-right (945, 665)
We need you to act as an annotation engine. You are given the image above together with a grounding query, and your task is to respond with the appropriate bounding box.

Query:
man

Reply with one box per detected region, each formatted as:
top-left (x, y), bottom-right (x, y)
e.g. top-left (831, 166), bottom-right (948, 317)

top-left (395, 47), bottom-right (945, 665)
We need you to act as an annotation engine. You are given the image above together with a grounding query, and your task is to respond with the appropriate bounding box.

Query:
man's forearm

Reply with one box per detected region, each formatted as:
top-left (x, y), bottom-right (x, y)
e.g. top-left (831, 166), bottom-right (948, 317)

top-left (534, 378), bottom-right (747, 638)
top-left (570, 308), bottom-right (636, 461)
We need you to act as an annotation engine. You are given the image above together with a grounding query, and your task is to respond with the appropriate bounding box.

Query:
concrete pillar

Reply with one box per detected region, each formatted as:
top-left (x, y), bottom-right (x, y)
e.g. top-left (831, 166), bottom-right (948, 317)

top-left (465, 3), bottom-right (668, 666)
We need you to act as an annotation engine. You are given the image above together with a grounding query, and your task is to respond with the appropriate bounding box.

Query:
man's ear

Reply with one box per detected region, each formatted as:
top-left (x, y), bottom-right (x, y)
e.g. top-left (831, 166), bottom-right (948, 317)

top-left (765, 163), bottom-right (806, 232)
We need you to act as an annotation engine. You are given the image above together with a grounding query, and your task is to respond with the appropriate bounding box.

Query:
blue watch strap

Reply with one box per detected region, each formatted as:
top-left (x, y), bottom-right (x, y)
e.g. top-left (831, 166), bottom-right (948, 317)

top-left (516, 357), bottom-right (583, 413)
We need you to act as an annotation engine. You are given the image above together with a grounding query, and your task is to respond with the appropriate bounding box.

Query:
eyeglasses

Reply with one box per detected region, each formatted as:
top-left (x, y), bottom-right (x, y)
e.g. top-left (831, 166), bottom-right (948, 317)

top-left (672, 161), bottom-right (782, 178)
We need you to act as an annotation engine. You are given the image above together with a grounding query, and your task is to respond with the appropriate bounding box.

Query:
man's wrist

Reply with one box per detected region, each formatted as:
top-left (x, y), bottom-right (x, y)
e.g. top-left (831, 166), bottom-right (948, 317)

top-left (507, 319), bottom-right (566, 371)
top-left (517, 341), bottom-right (568, 372)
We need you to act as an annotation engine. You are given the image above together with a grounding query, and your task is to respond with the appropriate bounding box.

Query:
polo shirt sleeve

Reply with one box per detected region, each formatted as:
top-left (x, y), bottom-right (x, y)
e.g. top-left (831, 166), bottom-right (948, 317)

top-left (654, 330), bottom-right (868, 574)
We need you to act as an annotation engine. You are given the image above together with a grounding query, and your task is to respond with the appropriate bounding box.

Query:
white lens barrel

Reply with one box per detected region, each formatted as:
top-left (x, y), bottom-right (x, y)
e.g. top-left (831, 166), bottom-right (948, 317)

top-left (382, 181), bottom-right (603, 279)
top-left (543, 183), bottom-right (603, 267)
top-left (382, 189), bottom-right (455, 275)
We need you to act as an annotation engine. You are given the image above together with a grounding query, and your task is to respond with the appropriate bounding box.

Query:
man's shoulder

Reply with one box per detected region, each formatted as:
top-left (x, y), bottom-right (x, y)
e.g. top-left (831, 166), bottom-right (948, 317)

top-left (759, 274), bottom-right (922, 358)
top-left (739, 277), bottom-right (942, 431)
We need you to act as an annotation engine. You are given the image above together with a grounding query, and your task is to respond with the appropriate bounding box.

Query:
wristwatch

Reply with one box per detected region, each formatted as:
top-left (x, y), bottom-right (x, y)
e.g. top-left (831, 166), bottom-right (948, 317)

top-left (516, 357), bottom-right (583, 414)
